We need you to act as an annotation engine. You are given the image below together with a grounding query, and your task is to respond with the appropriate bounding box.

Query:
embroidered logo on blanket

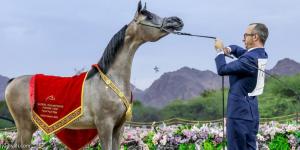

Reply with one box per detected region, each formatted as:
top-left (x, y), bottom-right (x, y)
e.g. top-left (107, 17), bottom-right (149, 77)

top-left (30, 72), bottom-right (98, 150)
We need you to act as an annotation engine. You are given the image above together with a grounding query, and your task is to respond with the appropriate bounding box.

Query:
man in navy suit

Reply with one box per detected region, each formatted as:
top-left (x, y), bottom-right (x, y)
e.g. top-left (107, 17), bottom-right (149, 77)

top-left (214, 23), bottom-right (269, 149)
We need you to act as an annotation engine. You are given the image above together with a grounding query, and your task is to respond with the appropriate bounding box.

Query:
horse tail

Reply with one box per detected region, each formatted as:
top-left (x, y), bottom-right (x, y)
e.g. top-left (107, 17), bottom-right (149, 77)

top-left (7, 78), bottom-right (15, 85)
top-left (5, 78), bottom-right (14, 102)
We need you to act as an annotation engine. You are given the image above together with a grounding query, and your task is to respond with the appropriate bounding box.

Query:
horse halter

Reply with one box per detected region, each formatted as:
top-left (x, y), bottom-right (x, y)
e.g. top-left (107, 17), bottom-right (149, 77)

top-left (134, 17), bottom-right (167, 31)
top-left (134, 17), bottom-right (217, 39)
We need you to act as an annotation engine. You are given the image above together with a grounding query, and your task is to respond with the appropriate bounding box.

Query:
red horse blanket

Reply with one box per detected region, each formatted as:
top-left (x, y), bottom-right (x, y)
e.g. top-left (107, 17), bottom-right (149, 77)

top-left (30, 72), bottom-right (97, 150)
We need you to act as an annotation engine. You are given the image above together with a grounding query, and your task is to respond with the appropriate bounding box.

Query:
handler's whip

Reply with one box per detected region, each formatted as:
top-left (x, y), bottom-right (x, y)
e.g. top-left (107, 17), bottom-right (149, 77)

top-left (221, 75), bottom-right (226, 149)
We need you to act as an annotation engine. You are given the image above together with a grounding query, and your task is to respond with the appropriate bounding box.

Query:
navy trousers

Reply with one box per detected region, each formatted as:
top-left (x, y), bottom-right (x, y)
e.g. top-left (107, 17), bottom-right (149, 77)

top-left (226, 118), bottom-right (259, 150)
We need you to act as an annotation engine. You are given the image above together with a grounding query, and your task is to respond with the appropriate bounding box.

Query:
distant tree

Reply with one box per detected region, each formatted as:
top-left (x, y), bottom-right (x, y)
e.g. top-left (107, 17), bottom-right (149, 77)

top-left (0, 101), bottom-right (14, 128)
top-left (132, 101), bottom-right (161, 122)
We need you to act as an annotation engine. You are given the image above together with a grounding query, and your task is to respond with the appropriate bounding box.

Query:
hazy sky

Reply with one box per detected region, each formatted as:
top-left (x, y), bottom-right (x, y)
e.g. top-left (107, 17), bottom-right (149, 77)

top-left (1, 0), bottom-right (299, 89)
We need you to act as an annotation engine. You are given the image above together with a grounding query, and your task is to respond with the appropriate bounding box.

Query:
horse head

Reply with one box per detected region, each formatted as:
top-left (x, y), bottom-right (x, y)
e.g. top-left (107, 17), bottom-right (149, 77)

top-left (127, 1), bottom-right (184, 42)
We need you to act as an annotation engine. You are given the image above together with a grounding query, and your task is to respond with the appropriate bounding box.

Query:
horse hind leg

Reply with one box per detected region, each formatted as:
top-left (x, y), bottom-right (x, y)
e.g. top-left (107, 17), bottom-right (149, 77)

top-left (5, 76), bottom-right (37, 149)
top-left (14, 122), bottom-right (37, 150)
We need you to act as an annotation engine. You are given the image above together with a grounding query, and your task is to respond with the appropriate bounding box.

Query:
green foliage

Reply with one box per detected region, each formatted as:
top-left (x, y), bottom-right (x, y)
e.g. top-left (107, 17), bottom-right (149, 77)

top-left (143, 131), bottom-right (156, 150)
top-left (122, 145), bottom-right (128, 150)
top-left (178, 143), bottom-right (196, 150)
top-left (160, 90), bottom-right (228, 121)
top-left (259, 74), bottom-right (300, 118)
top-left (265, 74), bottom-right (300, 98)
top-left (295, 131), bottom-right (300, 146)
top-left (87, 145), bottom-right (102, 150)
top-left (216, 141), bottom-right (227, 150)
top-left (42, 134), bottom-right (52, 147)
top-left (0, 120), bottom-right (14, 128)
top-left (201, 140), bottom-right (226, 150)
top-left (0, 101), bottom-right (14, 128)
top-left (201, 90), bottom-right (217, 98)
top-left (268, 133), bottom-right (290, 150)
top-left (132, 101), bottom-right (161, 122)
top-left (175, 124), bottom-right (192, 136)
top-left (160, 99), bottom-right (201, 120)
top-left (202, 140), bottom-right (215, 150)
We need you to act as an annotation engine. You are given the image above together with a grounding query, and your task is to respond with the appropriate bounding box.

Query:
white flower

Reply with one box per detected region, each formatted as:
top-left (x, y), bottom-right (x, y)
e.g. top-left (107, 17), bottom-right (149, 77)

top-left (160, 135), bottom-right (167, 145)
top-left (152, 133), bottom-right (161, 145)
top-left (257, 134), bottom-right (266, 142)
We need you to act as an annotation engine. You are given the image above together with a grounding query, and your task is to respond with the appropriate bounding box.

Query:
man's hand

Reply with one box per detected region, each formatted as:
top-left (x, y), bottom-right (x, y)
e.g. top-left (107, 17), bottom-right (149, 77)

top-left (223, 47), bottom-right (231, 55)
top-left (214, 38), bottom-right (224, 53)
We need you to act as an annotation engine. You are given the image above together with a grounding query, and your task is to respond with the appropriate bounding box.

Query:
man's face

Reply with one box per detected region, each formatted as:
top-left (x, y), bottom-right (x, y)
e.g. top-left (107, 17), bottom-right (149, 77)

top-left (243, 25), bottom-right (256, 49)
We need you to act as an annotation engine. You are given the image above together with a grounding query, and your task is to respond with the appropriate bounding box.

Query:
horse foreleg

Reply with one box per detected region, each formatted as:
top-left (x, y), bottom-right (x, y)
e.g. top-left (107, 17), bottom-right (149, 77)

top-left (112, 124), bottom-right (125, 150)
top-left (96, 118), bottom-right (114, 150)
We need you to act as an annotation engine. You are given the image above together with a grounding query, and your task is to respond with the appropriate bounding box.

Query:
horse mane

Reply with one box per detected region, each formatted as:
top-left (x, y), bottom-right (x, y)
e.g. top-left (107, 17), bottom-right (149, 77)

top-left (87, 25), bottom-right (128, 79)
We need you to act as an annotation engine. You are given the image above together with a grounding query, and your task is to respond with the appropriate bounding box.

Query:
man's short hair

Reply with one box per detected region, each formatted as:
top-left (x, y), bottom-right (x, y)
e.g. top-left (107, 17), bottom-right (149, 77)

top-left (250, 23), bottom-right (269, 45)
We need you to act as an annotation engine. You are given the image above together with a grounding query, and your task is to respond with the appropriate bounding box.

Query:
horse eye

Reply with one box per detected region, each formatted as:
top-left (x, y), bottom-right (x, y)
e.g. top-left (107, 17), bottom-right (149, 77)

top-left (141, 10), bottom-right (153, 20)
top-left (146, 15), bottom-right (153, 20)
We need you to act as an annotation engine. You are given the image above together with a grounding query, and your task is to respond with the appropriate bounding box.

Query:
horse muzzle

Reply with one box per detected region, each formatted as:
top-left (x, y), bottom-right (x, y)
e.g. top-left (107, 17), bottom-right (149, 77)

top-left (162, 16), bottom-right (184, 32)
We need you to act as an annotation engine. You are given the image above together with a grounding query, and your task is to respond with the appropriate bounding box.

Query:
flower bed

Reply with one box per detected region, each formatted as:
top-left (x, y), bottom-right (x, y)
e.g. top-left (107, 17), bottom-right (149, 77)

top-left (0, 121), bottom-right (299, 149)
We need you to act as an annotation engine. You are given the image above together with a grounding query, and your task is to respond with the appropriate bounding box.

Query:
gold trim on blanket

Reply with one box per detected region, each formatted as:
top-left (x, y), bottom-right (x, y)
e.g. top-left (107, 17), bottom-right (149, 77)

top-left (32, 107), bottom-right (82, 135)
top-left (31, 73), bottom-right (87, 135)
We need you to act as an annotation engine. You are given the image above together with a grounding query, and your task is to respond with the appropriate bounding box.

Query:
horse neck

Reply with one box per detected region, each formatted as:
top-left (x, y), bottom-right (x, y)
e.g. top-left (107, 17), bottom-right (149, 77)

top-left (107, 36), bottom-right (143, 96)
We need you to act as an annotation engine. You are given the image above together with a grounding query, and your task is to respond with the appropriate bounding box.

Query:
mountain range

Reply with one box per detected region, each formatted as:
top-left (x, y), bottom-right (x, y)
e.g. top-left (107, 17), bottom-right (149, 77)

top-left (135, 58), bottom-right (300, 107)
top-left (140, 67), bottom-right (229, 107)
top-left (1, 58), bottom-right (300, 107)
top-left (268, 58), bottom-right (300, 76)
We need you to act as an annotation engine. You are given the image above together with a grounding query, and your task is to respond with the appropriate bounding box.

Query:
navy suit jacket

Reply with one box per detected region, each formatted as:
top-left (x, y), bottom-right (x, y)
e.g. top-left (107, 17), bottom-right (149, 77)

top-left (215, 45), bottom-right (268, 121)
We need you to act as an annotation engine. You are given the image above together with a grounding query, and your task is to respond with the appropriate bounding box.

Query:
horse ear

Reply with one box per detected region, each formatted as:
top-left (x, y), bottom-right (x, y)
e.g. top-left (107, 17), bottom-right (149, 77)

top-left (143, 2), bottom-right (147, 10)
top-left (137, 1), bottom-right (142, 13)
